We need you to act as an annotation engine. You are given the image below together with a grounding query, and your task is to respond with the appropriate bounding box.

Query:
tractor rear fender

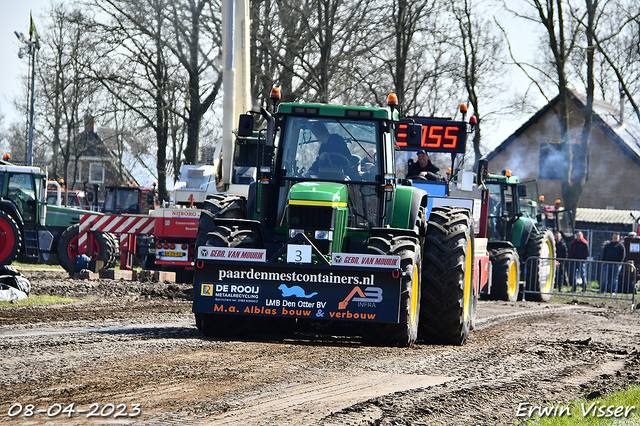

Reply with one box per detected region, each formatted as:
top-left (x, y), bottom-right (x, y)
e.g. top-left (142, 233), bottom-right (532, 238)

top-left (390, 186), bottom-right (427, 231)
top-left (511, 216), bottom-right (534, 251)
top-left (0, 200), bottom-right (24, 233)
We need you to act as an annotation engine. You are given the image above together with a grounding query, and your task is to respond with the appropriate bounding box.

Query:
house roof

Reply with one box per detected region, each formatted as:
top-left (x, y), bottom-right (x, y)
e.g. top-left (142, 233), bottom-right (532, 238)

top-left (484, 91), bottom-right (640, 168)
top-left (96, 126), bottom-right (173, 190)
top-left (576, 207), bottom-right (640, 225)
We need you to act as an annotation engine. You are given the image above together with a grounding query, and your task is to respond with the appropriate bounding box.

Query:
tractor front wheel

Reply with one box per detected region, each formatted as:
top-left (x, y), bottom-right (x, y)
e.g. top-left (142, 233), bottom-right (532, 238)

top-left (524, 228), bottom-right (556, 301)
top-left (488, 247), bottom-right (520, 302)
top-left (196, 195), bottom-right (247, 247)
top-left (362, 233), bottom-right (421, 347)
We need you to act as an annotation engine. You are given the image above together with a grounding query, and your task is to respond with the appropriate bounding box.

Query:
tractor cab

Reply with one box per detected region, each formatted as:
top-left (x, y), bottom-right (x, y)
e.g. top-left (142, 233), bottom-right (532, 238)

top-left (0, 165), bottom-right (47, 227)
top-left (483, 171), bottom-right (544, 246)
top-left (103, 184), bottom-right (156, 215)
top-left (232, 95), bottom-right (414, 258)
top-left (541, 199), bottom-right (574, 237)
top-left (274, 111), bottom-right (386, 234)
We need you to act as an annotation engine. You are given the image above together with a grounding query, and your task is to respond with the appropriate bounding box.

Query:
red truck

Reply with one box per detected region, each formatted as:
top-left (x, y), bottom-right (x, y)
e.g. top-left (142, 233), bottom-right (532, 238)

top-left (55, 181), bottom-right (200, 282)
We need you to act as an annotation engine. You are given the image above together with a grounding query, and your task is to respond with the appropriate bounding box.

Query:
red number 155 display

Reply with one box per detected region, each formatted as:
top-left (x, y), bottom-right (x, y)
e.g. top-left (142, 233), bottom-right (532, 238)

top-left (395, 118), bottom-right (467, 154)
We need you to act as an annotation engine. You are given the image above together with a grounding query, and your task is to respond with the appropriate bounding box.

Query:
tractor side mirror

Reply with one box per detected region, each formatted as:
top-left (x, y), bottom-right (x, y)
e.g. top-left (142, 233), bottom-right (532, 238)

top-left (405, 122), bottom-right (422, 146)
top-left (87, 192), bottom-right (94, 203)
top-left (147, 192), bottom-right (155, 206)
top-left (237, 114), bottom-right (254, 137)
top-left (477, 159), bottom-right (488, 186)
top-left (518, 184), bottom-right (527, 197)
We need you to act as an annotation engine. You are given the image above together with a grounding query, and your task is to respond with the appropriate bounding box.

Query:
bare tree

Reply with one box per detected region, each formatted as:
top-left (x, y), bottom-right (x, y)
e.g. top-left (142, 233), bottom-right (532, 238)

top-left (585, 1), bottom-right (640, 124)
top-left (350, 0), bottom-right (465, 116)
top-left (167, 0), bottom-right (223, 165)
top-left (389, 0), bottom-right (438, 115)
top-left (252, 0), bottom-right (376, 105)
top-left (89, 0), bottom-right (180, 202)
top-left (451, 0), bottom-right (505, 169)
top-left (506, 0), bottom-right (589, 215)
top-left (36, 4), bottom-right (100, 188)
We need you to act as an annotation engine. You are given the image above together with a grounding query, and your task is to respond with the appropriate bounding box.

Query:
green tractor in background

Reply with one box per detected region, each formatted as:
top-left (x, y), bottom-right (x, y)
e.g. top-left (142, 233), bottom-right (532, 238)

top-left (480, 161), bottom-right (556, 302)
top-left (192, 91), bottom-right (484, 347)
top-left (0, 162), bottom-right (105, 268)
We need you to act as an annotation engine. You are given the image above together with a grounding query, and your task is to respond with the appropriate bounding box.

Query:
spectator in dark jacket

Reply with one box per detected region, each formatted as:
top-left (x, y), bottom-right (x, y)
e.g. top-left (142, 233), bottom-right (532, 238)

top-left (600, 232), bottom-right (626, 293)
top-left (555, 231), bottom-right (569, 291)
top-left (569, 231), bottom-right (589, 291)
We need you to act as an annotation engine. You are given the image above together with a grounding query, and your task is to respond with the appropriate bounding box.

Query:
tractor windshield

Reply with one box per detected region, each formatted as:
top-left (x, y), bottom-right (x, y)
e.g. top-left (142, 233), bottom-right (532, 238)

top-left (279, 116), bottom-right (380, 183)
top-left (486, 182), bottom-right (514, 240)
top-left (104, 187), bottom-right (140, 214)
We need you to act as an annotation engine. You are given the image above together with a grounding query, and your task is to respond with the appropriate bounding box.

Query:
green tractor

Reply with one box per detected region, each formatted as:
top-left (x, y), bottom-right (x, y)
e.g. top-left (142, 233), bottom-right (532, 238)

top-left (480, 162), bottom-right (556, 302)
top-left (0, 162), bottom-right (100, 266)
top-left (192, 92), bottom-right (484, 347)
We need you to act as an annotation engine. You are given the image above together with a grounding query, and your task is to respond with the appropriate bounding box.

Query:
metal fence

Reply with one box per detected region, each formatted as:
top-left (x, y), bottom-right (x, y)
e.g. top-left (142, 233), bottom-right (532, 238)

top-left (523, 257), bottom-right (638, 308)
top-left (575, 229), bottom-right (635, 261)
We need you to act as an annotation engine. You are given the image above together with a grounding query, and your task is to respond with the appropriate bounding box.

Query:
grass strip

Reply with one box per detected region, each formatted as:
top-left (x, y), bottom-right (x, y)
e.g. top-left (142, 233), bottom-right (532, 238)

top-left (0, 295), bottom-right (84, 308)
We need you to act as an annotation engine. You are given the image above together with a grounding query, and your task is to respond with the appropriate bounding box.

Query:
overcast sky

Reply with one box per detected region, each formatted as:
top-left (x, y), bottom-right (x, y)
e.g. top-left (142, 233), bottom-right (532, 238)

top-left (0, 0), bottom-right (49, 126)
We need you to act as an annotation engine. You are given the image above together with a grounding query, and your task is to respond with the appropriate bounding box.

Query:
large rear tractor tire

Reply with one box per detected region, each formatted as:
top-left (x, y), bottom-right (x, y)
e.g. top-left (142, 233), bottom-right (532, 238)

top-left (361, 233), bottom-right (421, 347)
top-left (0, 211), bottom-right (21, 265)
top-left (488, 247), bottom-right (520, 302)
top-left (203, 194), bottom-right (247, 217)
top-left (196, 195), bottom-right (247, 247)
top-left (420, 207), bottom-right (475, 345)
top-left (524, 228), bottom-right (556, 302)
top-left (56, 225), bottom-right (111, 273)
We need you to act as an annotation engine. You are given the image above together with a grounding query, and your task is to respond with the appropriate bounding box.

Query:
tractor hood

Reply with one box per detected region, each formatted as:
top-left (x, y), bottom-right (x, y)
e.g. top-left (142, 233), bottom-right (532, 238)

top-left (45, 205), bottom-right (101, 228)
top-left (288, 182), bottom-right (347, 207)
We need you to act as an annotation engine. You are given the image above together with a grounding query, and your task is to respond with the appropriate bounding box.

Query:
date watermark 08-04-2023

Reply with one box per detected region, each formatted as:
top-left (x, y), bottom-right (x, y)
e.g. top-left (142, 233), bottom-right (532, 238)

top-left (6, 403), bottom-right (141, 419)
top-left (516, 402), bottom-right (637, 419)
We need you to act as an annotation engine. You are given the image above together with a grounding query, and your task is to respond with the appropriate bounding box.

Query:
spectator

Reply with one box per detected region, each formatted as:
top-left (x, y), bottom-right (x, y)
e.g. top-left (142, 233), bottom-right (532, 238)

top-left (569, 231), bottom-right (589, 291)
top-left (600, 232), bottom-right (625, 293)
top-left (555, 231), bottom-right (569, 291)
top-left (406, 149), bottom-right (442, 180)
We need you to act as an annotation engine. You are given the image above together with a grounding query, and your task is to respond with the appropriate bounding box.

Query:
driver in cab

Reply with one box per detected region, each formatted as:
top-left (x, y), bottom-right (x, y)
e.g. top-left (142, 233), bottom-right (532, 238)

top-left (407, 149), bottom-right (443, 181)
top-left (307, 122), bottom-right (353, 178)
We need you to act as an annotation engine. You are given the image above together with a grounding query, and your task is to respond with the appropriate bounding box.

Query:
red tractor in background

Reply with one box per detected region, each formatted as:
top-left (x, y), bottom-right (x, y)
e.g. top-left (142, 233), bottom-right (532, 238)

top-left (101, 183), bottom-right (157, 215)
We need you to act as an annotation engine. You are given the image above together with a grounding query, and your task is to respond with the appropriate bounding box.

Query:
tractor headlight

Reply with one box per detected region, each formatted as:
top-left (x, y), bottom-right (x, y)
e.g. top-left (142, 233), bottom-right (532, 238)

top-left (314, 230), bottom-right (333, 240)
top-left (289, 229), bottom-right (304, 238)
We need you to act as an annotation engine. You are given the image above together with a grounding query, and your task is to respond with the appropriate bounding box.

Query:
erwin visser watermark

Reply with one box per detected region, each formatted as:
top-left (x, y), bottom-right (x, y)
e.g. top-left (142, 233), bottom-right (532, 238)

top-left (516, 402), bottom-right (637, 418)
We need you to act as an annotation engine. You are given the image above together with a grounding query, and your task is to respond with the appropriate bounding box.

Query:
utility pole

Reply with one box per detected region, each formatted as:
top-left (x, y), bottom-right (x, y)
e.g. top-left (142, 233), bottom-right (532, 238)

top-left (15, 14), bottom-right (41, 166)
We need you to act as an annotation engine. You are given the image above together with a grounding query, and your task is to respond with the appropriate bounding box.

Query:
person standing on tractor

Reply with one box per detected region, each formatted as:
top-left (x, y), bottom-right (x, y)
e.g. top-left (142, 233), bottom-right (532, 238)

top-left (555, 231), bottom-right (569, 291)
top-left (600, 232), bottom-right (625, 293)
top-left (569, 231), bottom-right (589, 291)
top-left (406, 149), bottom-right (442, 181)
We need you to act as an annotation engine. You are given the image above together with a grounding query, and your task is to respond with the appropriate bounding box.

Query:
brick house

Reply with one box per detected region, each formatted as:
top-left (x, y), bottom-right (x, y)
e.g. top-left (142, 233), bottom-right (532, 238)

top-left (68, 118), bottom-right (157, 194)
top-left (485, 91), bottom-right (640, 210)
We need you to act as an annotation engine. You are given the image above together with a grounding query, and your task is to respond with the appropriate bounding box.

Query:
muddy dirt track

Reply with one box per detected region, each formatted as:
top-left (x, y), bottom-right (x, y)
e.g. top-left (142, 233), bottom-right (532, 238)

top-left (0, 269), bottom-right (639, 425)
